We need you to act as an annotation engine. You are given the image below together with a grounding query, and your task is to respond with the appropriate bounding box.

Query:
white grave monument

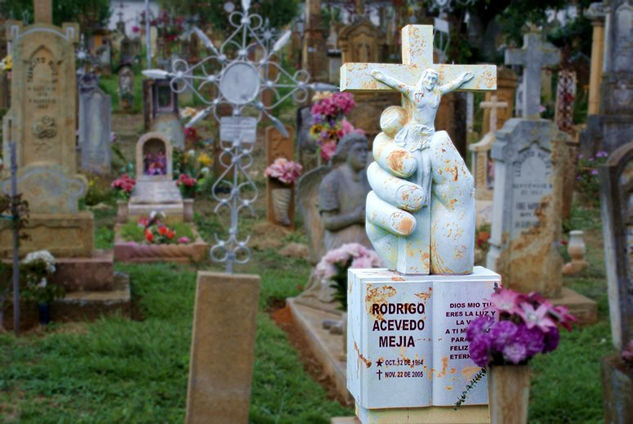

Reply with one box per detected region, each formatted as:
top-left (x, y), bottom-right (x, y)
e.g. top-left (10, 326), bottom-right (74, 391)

top-left (340, 25), bottom-right (501, 423)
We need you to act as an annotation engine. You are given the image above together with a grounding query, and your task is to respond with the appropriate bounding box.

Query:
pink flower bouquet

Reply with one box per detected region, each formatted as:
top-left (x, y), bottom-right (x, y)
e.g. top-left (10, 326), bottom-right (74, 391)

top-left (315, 243), bottom-right (382, 310)
top-left (466, 288), bottom-right (577, 367)
top-left (309, 92), bottom-right (364, 162)
top-left (264, 158), bottom-right (303, 185)
top-left (111, 174), bottom-right (136, 200)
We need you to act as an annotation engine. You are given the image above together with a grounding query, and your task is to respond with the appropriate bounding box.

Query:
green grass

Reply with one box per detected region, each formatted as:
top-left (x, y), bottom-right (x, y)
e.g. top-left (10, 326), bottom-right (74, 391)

top-left (0, 193), bottom-right (613, 423)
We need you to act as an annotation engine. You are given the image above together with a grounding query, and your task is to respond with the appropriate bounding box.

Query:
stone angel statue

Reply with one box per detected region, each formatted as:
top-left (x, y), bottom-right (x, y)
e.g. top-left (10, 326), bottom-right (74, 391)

top-left (365, 68), bottom-right (476, 275)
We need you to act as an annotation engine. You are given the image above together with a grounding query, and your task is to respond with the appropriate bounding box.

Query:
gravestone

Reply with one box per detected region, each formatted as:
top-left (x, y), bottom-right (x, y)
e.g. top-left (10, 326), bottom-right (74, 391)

top-left (143, 77), bottom-right (180, 131)
top-left (95, 41), bottom-right (112, 75)
top-left (79, 73), bottom-right (112, 175)
top-left (0, 12), bottom-right (95, 257)
top-left (488, 30), bottom-right (597, 324)
top-left (485, 118), bottom-right (597, 323)
top-left (580, 0), bottom-right (633, 158)
top-left (118, 65), bottom-right (134, 111)
top-left (186, 272), bottom-right (260, 424)
top-left (302, 0), bottom-right (328, 82)
top-left (600, 141), bottom-right (633, 423)
top-left (505, 31), bottom-right (560, 119)
top-left (265, 126), bottom-right (295, 228)
top-left (335, 25), bottom-right (498, 423)
top-left (128, 132), bottom-right (184, 220)
top-left (469, 95), bottom-right (507, 227)
top-left (0, 0), bottom-right (127, 327)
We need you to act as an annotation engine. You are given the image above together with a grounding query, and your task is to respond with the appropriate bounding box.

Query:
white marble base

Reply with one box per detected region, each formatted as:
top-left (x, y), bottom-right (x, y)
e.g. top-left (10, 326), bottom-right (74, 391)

top-left (347, 267), bottom-right (500, 414)
top-left (128, 180), bottom-right (184, 221)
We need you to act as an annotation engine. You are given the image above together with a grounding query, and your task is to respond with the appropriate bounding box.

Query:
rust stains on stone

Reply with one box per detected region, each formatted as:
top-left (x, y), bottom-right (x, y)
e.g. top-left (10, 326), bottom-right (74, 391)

top-left (365, 285), bottom-right (397, 320)
top-left (354, 341), bottom-right (372, 368)
top-left (436, 356), bottom-right (449, 378)
top-left (387, 149), bottom-right (408, 173)
top-left (415, 288), bottom-right (432, 301)
top-left (397, 216), bottom-right (415, 234)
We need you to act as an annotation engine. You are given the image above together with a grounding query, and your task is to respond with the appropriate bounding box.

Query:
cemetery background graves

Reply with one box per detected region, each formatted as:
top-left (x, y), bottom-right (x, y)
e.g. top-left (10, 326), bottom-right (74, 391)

top-left (0, 0), bottom-right (626, 422)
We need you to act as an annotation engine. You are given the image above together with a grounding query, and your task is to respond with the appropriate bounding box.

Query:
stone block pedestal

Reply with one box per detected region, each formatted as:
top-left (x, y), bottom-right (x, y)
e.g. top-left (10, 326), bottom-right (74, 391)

top-left (553, 287), bottom-right (597, 325)
top-left (347, 267), bottom-right (499, 423)
top-left (601, 354), bottom-right (633, 424)
top-left (287, 297), bottom-right (351, 403)
top-left (3, 271), bottom-right (131, 330)
top-left (0, 212), bottom-right (94, 257)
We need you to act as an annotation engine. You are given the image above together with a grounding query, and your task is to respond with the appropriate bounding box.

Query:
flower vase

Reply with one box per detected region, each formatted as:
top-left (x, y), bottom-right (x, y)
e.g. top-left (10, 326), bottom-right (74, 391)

top-left (567, 230), bottom-right (586, 261)
top-left (562, 230), bottom-right (589, 275)
top-left (488, 365), bottom-right (530, 424)
top-left (271, 187), bottom-right (292, 226)
top-left (37, 303), bottom-right (51, 325)
top-left (116, 200), bottom-right (129, 224)
top-left (183, 198), bottom-right (194, 222)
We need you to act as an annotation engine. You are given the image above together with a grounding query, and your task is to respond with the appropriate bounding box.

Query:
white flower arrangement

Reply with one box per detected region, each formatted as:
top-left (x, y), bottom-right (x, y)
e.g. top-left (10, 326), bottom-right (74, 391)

top-left (23, 250), bottom-right (56, 275)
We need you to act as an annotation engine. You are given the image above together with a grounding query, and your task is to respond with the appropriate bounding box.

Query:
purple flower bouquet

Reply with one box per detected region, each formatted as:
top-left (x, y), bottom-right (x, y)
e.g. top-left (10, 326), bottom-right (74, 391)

top-left (456, 287), bottom-right (577, 408)
top-left (467, 288), bottom-right (577, 367)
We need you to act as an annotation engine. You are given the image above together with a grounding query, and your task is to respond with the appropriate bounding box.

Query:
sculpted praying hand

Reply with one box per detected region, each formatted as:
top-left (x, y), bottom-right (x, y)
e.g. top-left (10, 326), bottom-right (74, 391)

top-left (364, 68), bottom-right (476, 275)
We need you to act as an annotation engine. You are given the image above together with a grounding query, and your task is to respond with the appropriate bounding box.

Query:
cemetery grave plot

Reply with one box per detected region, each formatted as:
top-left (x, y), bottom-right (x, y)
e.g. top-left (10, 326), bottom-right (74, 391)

top-left (0, 1), bottom-right (624, 422)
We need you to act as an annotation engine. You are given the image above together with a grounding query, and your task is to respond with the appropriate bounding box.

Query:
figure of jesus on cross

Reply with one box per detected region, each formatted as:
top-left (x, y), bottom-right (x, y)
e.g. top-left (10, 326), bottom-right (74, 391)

top-left (341, 25), bottom-right (496, 275)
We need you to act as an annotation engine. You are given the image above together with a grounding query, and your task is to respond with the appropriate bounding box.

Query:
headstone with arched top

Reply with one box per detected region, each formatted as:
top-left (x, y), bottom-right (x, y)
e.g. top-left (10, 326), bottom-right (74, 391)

top-left (128, 132), bottom-right (184, 220)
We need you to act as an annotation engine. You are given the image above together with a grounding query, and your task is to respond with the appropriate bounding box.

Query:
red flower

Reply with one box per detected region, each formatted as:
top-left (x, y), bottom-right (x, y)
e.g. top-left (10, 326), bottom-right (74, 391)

top-left (167, 230), bottom-right (175, 239)
top-left (145, 230), bottom-right (154, 242)
top-left (158, 226), bottom-right (167, 236)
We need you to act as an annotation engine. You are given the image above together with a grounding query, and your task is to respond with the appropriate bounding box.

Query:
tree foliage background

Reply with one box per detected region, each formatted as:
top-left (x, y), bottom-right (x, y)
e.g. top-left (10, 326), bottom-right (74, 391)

top-left (156, 0), bottom-right (300, 31)
top-left (0, 0), bottom-right (111, 30)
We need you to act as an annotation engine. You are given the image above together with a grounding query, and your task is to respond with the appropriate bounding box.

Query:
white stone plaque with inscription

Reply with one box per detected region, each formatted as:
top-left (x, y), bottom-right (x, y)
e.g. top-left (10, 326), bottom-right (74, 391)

top-left (347, 267), bottom-right (500, 412)
top-left (220, 117), bottom-right (257, 145)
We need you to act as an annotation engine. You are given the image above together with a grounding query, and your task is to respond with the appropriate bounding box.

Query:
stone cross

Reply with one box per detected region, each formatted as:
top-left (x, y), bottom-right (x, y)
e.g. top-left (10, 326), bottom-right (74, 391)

top-left (505, 32), bottom-right (560, 119)
top-left (480, 95), bottom-right (508, 134)
top-left (341, 25), bottom-right (496, 117)
top-left (341, 24), bottom-right (496, 275)
top-left (34, 0), bottom-right (53, 24)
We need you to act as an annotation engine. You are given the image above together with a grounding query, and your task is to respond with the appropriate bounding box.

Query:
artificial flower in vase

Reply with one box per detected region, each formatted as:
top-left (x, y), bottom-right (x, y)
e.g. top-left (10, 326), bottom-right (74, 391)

top-left (264, 158), bottom-right (302, 226)
top-left (111, 174), bottom-right (136, 223)
top-left (314, 243), bottom-right (382, 312)
top-left (20, 250), bottom-right (64, 325)
top-left (308, 92), bottom-right (364, 163)
top-left (458, 288), bottom-right (577, 423)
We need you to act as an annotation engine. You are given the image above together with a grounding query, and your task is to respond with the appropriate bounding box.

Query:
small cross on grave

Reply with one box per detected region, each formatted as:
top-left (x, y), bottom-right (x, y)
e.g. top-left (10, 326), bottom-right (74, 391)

top-left (34, 0), bottom-right (53, 24)
top-left (505, 32), bottom-right (560, 119)
top-left (341, 25), bottom-right (496, 118)
top-left (480, 95), bottom-right (508, 134)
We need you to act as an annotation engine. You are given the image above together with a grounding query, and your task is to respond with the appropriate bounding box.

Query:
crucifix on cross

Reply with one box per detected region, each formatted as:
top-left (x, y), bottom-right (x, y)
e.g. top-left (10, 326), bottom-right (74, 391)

top-left (340, 25), bottom-right (497, 275)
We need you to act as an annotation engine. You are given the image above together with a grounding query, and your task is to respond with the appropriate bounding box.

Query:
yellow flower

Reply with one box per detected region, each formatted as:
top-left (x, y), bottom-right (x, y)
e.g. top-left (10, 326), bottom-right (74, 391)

top-left (0, 55), bottom-right (12, 72)
top-left (309, 124), bottom-right (323, 138)
top-left (197, 152), bottom-right (212, 166)
top-left (311, 91), bottom-right (332, 102)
